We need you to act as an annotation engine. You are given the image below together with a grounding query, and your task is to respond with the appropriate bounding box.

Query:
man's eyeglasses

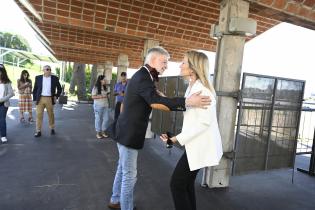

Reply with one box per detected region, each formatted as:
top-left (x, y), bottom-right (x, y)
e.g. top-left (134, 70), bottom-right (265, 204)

top-left (44, 68), bottom-right (51, 71)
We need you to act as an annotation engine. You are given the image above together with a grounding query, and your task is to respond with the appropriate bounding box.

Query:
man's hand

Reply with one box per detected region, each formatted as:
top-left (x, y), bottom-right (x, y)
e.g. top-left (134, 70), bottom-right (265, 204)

top-left (185, 91), bottom-right (211, 109)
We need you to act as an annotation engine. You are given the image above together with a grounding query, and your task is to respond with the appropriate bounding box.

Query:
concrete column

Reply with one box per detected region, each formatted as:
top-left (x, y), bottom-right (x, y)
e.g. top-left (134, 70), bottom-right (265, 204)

top-left (117, 54), bottom-right (128, 82)
top-left (104, 61), bottom-right (113, 81)
top-left (90, 64), bottom-right (97, 92)
top-left (70, 63), bottom-right (86, 101)
top-left (205, 0), bottom-right (249, 188)
top-left (142, 39), bottom-right (159, 63)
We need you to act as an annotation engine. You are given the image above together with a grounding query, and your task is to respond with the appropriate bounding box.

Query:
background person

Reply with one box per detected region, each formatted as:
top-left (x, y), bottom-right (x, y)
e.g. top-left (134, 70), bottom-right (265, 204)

top-left (33, 65), bottom-right (62, 137)
top-left (17, 70), bottom-right (33, 123)
top-left (92, 75), bottom-right (110, 139)
top-left (160, 50), bottom-right (223, 210)
top-left (113, 71), bottom-right (127, 120)
top-left (0, 64), bottom-right (15, 143)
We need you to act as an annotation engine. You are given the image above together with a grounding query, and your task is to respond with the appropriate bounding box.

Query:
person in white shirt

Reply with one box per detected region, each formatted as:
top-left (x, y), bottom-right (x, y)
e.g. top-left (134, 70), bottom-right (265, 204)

top-left (91, 75), bottom-right (110, 139)
top-left (160, 50), bottom-right (223, 210)
top-left (0, 64), bottom-right (15, 143)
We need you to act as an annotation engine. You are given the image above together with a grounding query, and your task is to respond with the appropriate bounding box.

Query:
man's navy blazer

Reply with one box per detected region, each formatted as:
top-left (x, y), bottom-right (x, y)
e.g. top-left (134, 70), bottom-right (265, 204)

top-left (32, 75), bottom-right (62, 105)
top-left (111, 66), bottom-right (186, 149)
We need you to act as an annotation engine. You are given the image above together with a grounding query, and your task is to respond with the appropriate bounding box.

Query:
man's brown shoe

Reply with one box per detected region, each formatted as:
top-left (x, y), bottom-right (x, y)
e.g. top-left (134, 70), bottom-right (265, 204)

top-left (108, 202), bottom-right (137, 210)
top-left (108, 202), bottom-right (120, 209)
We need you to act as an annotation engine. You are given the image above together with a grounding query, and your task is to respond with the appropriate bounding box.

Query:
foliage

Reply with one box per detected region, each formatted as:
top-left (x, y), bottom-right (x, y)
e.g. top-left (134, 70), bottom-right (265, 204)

top-left (65, 63), bottom-right (73, 83)
top-left (56, 67), bottom-right (60, 78)
top-left (0, 31), bottom-right (33, 66)
top-left (112, 73), bottom-right (117, 81)
top-left (85, 64), bottom-right (91, 91)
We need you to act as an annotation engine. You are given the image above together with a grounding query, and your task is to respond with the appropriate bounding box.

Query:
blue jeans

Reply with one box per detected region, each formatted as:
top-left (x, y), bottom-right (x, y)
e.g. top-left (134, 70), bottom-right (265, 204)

top-left (93, 104), bottom-right (110, 132)
top-left (0, 105), bottom-right (8, 137)
top-left (111, 143), bottom-right (138, 210)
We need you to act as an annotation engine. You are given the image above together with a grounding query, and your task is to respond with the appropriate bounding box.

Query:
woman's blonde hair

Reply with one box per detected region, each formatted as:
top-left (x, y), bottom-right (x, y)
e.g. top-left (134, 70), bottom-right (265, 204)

top-left (185, 50), bottom-right (216, 95)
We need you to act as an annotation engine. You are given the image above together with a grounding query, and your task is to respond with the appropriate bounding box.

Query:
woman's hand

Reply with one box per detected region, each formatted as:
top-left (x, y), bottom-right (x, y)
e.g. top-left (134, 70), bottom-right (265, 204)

top-left (160, 133), bottom-right (168, 142)
top-left (160, 134), bottom-right (177, 143)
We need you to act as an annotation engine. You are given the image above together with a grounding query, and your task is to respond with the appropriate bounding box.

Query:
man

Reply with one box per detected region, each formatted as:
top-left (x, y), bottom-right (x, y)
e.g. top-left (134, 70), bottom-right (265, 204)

top-left (107, 46), bottom-right (211, 210)
top-left (113, 71), bottom-right (127, 120)
top-left (33, 65), bottom-right (62, 137)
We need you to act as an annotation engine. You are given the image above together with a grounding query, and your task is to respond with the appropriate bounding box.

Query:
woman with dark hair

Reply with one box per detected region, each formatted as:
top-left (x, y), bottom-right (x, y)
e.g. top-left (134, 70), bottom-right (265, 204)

top-left (92, 75), bottom-right (110, 139)
top-left (17, 70), bottom-right (33, 123)
top-left (0, 64), bottom-right (15, 143)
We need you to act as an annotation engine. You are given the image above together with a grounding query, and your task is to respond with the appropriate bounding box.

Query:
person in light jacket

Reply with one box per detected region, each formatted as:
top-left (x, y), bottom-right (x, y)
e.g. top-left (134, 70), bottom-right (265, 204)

top-left (0, 64), bottom-right (15, 143)
top-left (160, 50), bottom-right (223, 210)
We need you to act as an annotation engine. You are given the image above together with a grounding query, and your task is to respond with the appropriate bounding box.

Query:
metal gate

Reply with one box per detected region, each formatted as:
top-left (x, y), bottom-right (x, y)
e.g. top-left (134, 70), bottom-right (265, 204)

top-left (232, 73), bottom-right (305, 175)
top-left (151, 76), bottom-right (188, 135)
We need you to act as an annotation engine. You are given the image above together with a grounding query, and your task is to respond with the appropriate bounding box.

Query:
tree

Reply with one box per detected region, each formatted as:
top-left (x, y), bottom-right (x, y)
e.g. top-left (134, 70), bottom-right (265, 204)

top-left (0, 31), bottom-right (32, 65)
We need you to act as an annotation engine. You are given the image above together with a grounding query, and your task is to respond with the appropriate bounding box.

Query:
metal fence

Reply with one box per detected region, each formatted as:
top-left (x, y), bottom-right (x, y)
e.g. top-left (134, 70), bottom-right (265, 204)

top-left (151, 76), bottom-right (188, 135)
top-left (296, 105), bottom-right (315, 176)
top-left (232, 73), bottom-right (305, 175)
top-left (296, 106), bottom-right (315, 154)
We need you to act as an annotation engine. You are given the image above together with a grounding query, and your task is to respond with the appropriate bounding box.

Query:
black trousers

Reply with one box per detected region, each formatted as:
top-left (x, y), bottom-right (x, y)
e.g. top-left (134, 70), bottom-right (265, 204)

top-left (170, 151), bottom-right (200, 210)
top-left (114, 102), bottom-right (122, 120)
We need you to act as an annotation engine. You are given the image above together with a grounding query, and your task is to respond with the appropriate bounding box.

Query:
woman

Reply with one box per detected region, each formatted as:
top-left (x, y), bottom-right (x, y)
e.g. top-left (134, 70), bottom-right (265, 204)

top-left (0, 64), bottom-right (15, 143)
top-left (92, 75), bottom-right (110, 139)
top-left (160, 50), bottom-right (223, 210)
top-left (17, 70), bottom-right (33, 123)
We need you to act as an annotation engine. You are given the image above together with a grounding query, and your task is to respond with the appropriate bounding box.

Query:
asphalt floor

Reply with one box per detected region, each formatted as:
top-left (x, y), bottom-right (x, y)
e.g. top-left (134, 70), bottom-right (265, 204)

top-left (0, 98), bottom-right (314, 210)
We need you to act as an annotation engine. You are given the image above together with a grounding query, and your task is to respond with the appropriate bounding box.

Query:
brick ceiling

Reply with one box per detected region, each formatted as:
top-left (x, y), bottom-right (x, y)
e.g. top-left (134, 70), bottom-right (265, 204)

top-left (14, 0), bottom-right (315, 69)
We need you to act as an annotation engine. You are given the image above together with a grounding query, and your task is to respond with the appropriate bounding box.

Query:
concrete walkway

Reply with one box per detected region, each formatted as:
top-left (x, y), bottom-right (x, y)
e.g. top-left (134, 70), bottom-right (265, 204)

top-left (0, 99), bottom-right (314, 210)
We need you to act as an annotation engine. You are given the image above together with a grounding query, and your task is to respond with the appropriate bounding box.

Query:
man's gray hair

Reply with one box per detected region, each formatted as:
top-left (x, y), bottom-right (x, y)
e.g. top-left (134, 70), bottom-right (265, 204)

top-left (43, 65), bottom-right (51, 70)
top-left (144, 46), bottom-right (170, 64)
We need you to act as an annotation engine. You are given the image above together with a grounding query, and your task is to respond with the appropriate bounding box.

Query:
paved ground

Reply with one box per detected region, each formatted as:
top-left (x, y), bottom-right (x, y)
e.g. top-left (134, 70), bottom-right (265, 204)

top-left (0, 98), bottom-right (314, 210)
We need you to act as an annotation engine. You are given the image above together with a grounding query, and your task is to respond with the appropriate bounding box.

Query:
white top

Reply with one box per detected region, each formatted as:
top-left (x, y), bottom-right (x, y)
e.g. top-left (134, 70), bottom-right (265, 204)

top-left (0, 84), bottom-right (5, 98)
top-left (0, 83), bottom-right (15, 107)
top-left (92, 87), bottom-right (109, 107)
top-left (41, 76), bottom-right (52, 96)
top-left (176, 80), bottom-right (223, 171)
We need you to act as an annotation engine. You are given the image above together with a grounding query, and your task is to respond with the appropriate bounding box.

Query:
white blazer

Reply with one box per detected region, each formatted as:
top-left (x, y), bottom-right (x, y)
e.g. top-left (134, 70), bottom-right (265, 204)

top-left (176, 80), bottom-right (223, 171)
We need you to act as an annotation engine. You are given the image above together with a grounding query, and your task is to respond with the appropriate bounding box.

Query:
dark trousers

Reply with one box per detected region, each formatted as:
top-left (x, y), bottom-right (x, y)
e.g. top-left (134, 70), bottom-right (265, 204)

top-left (170, 151), bottom-right (200, 210)
top-left (0, 105), bottom-right (8, 137)
top-left (114, 102), bottom-right (122, 120)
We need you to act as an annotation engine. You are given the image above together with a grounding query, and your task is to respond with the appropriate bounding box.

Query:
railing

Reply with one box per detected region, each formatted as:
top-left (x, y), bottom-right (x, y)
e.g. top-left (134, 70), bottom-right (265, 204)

top-left (296, 104), bottom-right (315, 176)
top-left (296, 106), bottom-right (315, 154)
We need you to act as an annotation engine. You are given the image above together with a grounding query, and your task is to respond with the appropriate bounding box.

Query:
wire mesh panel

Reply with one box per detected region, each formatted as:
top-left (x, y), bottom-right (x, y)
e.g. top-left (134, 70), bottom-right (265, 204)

top-left (161, 77), bottom-right (178, 134)
top-left (151, 77), bottom-right (166, 134)
top-left (267, 79), bottom-right (304, 169)
top-left (151, 76), bottom-right (188, 135)
top-left (233, 74), bottom-right (275, 174)
top-left (233, 73), bottom-right (305, 175)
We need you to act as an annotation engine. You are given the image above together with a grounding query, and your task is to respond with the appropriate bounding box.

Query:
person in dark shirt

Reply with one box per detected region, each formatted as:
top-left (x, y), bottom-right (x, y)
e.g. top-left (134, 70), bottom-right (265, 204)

top-left (113, 72), bottom-right (127, 120)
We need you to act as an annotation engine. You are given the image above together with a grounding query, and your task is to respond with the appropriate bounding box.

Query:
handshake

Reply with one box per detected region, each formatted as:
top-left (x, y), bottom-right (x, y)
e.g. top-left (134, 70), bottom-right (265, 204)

top-left (160, 132), bottom-right (174, 149)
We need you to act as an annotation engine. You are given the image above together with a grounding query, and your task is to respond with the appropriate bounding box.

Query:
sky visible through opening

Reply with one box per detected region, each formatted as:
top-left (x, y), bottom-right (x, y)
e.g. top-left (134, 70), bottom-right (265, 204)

top-left (1, 0), bottom-right (314, 97)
